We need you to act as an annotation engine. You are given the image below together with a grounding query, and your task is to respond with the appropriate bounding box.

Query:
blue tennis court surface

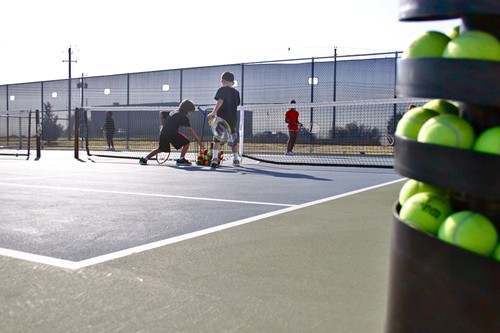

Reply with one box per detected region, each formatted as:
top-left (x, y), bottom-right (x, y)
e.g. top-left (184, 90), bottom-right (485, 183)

top-left (0, 151), bottom-right (403, 269)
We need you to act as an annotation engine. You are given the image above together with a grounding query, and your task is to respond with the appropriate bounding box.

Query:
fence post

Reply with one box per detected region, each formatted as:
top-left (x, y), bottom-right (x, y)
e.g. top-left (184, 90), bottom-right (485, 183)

top-left (74, 108), bottom-right (79, 159)
top-left (35, 109), bottom-right (41, 160)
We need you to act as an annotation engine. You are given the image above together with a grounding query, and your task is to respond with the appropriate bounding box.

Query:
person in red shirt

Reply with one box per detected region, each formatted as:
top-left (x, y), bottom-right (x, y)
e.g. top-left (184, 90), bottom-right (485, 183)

top-left (285, 99), bottom-right (301, 155)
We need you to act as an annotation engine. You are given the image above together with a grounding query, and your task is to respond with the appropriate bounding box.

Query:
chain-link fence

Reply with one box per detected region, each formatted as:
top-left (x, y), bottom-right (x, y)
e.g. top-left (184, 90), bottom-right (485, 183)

top-left (0, 51), bottom-right (401, 148)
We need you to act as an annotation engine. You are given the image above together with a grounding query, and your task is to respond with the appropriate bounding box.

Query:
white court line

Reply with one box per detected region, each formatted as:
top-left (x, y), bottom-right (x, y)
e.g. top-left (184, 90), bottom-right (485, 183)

top-left (0, 181), bottom-right (293, 207)
top-left (0, 178), bottom-right (405, 270)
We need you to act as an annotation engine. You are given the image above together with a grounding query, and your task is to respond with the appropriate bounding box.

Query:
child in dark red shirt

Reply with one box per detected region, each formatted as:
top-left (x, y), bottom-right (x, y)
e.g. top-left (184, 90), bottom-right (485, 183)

top-left (285, 99), bottom-right (301, 155)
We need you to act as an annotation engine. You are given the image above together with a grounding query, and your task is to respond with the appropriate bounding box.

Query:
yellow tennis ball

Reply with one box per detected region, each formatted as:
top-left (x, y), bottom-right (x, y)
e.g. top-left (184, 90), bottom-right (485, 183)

top-left (399, 192), bottom-right (453, 235)
top-left (403, 31), bottom-right (451, 58)
top-left (395, 107), bottom-right (439, 139)
top-left (447, 25), bottom-right (460, 40)
top-left (437, 211), bottom-right (498, 256)
top-left (422, 99), bottom-right (459, 115)
top-left (417, 114), bottom-right (475, 149)
top-left (398, 179), bottom-right (447, 206)
top-left (443, 30), bottom-right (500, 61)
top-left (492, 243), bottom-right (500, 261)
top-left (472, 126), bottom-right (500, 155)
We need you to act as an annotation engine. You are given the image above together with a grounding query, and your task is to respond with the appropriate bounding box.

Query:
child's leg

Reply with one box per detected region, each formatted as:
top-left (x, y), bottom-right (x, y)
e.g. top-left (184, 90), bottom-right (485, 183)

top-left (290, 131), bottom-right (298, 150)
top-left (232, 144), bottom-right (239, 158)
top-left (287, 131), bottom-right (295, 152)
top-left (212, 141), bottom-right (221, 160)
top-left (180, 142), bottom-right (190, 157)
top-left (145, 148), bottom-right (161, 159)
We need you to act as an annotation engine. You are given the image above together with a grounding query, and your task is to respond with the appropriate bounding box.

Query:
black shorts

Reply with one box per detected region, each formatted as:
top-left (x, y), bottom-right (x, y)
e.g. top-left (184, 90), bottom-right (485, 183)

top-left (158, 135), bottom-right (171, 153)
top-left (161, 133), bottom-right (189, 151)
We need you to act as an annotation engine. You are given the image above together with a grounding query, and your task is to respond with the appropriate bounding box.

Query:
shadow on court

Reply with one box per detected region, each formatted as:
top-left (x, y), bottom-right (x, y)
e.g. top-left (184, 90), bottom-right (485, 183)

top-left (168, 164), bottom-right (334, 181)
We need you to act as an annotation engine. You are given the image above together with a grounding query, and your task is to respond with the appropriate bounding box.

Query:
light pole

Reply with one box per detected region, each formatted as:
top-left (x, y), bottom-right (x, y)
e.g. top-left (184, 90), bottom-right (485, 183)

top-left (63, 47), bottom-right (77, 139)
top-left (77, 73), bottom-right (88, 107)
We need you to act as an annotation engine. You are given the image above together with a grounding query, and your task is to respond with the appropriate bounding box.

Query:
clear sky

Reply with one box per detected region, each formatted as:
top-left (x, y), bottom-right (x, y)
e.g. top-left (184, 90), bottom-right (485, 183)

top-left (0, 0), bottom-right (460, 85)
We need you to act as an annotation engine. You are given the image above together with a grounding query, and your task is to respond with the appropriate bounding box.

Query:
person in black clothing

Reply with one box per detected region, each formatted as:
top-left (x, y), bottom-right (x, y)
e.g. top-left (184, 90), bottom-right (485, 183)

top-left (101, 111), bottom-right (115, 151)
top-left (139, 100), bottom-right (204, 166)
top-left (208, 71), bottom-right (241, 168)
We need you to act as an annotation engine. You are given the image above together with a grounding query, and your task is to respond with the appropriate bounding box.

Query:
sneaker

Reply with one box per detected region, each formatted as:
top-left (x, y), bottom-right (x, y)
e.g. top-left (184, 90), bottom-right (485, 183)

top-left (284, 151), bottom-right (294, 156)
top-left (176, 157), bottom-right (192, 166)
top-left (233, 159), bottom-right (240, 167)
top-left (139, 157), bottom-right (148, 165)
top-left (210, 159), bottom-right (218, 169)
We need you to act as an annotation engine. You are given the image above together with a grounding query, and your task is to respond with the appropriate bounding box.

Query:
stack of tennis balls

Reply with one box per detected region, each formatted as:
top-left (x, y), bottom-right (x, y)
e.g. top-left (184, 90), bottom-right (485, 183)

top-left (396, 25), bottom-right (500, 260)
top-left (196, 149), bottom-right (224, 166)
top-left (403, 28), bottom-right (500, 61)
top-left (398, 178), bottom-right (499, 259)
top-left (395, 99), bottom-right (479, 150)
top-left (396, 99), bottom-right (500, 155)
top-left (396, 100), bottom-right (500, 260)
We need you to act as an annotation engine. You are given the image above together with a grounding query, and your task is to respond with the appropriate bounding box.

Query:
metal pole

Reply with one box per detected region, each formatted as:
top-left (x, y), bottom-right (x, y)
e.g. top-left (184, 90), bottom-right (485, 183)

top-left (68, 48), bottom-right (72, 140)
top-left (63, 47), bottom-right (77, 140)
top-left (74, 108), bottom-right (79, 159)
top-left (393, 51), bottom-right (399, 134)
top-left (80, 73), bottom-right (84, 107)
top-left (332, 47), bottom-right (337, 139)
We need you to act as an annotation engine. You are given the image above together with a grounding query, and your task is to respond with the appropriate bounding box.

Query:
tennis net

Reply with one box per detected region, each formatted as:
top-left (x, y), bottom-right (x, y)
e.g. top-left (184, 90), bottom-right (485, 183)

top-left (79, 98), bottom-right (428, 167)
top-left (240, 98), bottom-right (428, 167)
top-left (80, 106), bottom-right (209, 162)
top-left (0, 110), bottom-right (40, 160)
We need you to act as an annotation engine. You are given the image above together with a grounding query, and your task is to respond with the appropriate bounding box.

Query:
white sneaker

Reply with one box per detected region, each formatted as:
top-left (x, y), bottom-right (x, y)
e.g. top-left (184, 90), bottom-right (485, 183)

top-left (233, 159), bottom-right (240, 167)
top-left (210, 159), bottom-right (218, 169)
top-left (284, 151), bottom-right (294, 156)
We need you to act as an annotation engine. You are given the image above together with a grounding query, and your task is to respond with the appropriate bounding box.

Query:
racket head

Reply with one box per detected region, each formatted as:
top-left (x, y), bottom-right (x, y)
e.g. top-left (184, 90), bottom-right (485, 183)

top-left (210, 117), bottom-right (232, 142)
top-left (156, 151), bottom-right (170, 164)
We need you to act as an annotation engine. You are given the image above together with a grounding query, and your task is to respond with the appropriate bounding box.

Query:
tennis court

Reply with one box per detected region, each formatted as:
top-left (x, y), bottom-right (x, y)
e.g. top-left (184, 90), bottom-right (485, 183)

top-left (0, 150), bottom-right (404, 332)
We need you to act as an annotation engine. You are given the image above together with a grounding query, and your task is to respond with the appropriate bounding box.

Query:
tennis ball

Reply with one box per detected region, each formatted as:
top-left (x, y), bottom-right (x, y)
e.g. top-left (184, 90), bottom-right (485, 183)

top-left (395, 107), bottom-right (439, 139)
top-left (443, 30), bottom-right (500, 61)
top-left (437, 211), bottom-right (498, 256)
top-left (417, 114), bottom-right (475, 149)
top-left (492, 243), bottom-right (500, 262)
top-left (472, 126), bottom-right (500, 155)
top-left (399, 179), bottom-right (447, 206)
top-left (399, 192), bottom-right (453, 235)
top-left (447, 25), bottom-right (460, 40)
top-left (422, 99), bottom-right (459, 115)
top-left (403, 31), bottom-right (451, 58)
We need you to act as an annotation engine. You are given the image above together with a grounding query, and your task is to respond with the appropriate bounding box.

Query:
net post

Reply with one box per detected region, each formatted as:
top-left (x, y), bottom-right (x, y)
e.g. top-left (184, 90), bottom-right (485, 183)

top-left (74, 107), bottom-right (80, 160)
top-left (18, 115), bottom-right (22, 150)
top-left (35, 109), bottom-right (41, 160)
top-left (238, 105), bottom-right (245, 157)
top-left (26, 110), bottom-right (32, 160)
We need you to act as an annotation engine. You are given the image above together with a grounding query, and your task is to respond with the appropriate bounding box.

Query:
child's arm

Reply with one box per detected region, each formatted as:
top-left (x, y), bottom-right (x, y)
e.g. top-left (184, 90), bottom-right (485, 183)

top-left (209, 99), bottom-right (224, 118)
top-left (158, 112), bottom-right (164, 132)
top-left (187, 127), bottom-right (205, 150)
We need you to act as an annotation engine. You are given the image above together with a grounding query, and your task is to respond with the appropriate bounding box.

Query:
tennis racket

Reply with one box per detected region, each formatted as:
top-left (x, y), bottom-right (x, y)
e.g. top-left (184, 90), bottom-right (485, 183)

top-left (299, 122), bottom-right (320, 134)
top-left (156, 151), bottom-right (170, 164)
top-left (197, 107), bottom-right (233, 144)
